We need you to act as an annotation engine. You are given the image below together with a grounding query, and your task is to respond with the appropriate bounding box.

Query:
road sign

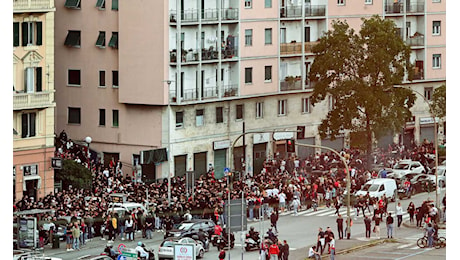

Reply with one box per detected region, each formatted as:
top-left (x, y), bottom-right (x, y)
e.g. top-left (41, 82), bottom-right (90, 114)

top-left (117, 255), bottom-right (127, 260)
top-left (224, 167), bottom-right (230, 175)
top-left (117, 243), bottom-right (126, 254)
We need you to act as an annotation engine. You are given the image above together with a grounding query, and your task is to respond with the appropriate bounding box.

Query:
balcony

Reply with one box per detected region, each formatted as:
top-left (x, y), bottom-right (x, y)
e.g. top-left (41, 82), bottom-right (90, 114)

top-left (201, 9), bottom-right (219, 22)
top-left (406, 2), bottom-right (424, 13)
top-left (13, 91), bottom-right (55, 110)
top-left (223, 84), bottom-right (238, 97)
top-left (412, 67), bottom-right (424, 80)
top-left (280, 5), bottom-right (302, 18)
top-left (406, 34), bottom-right (424, 46)
top-left (280, 41), bottom-right (318, 55)
top-left (222, 8), bottom-right (238, 20)
top-left (13, 0), bottom-right (55, 13)
top-left (305, 5), bottom-right (326, 17)
top-left (280, 76), bottom-right (302, 91)
top-left (384, 2), bottom-right (403, 14)
top-left (203, 86), bottom-right (218, 99)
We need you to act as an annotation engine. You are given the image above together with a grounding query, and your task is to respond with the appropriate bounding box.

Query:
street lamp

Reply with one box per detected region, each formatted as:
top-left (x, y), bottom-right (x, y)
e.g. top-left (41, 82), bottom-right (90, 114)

top-left (395, 86), bottom-right (439, 209)
top-left (164, 80), bottom-right (174, 204)
top-left (84, 136), bottom-right (92, 167)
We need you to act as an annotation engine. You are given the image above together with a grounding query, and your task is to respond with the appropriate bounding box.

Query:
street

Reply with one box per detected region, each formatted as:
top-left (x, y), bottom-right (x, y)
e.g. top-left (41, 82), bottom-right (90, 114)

top-left (40, 188), bottom-right (445, 260)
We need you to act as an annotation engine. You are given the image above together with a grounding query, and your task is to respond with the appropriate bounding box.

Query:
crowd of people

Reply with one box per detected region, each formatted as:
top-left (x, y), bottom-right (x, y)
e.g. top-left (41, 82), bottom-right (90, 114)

top-left (13, 130), bottom-right (444, 256)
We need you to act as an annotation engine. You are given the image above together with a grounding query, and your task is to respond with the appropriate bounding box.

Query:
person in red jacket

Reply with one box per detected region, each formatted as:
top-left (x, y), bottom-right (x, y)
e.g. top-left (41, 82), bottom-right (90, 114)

top-left (268, 242), bottom-right (280, 260)
top-left (214, 223), bottom-right (223, 236)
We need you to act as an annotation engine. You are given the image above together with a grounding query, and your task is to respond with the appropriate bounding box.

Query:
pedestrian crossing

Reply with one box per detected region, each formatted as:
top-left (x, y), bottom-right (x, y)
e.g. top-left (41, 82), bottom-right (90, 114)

top-left (279, 207), bottom-right (412, 221)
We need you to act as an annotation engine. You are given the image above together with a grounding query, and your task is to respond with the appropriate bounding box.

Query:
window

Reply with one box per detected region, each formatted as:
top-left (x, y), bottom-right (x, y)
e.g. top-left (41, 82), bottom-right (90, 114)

top-left (216, 107), bottom-right (223, 123)
top-left (64, 0), bottom-right (81, 9)
top-left (112, 0), bottom-right (119, 10)
top-left (68, 107), bottom-right (81, 124)
top-left (424, 87), bottom-right (433, 101)
top-left (24, 67), bottom-right (42, 93)
top-left (265, 28), bottom-right (272, 45)
top-left (99, 71), bottom-right (105, 87)
top-left (328, 96), bottom-right (335, 111)
top-left (265, 0), bottom-right (272, 8)
top-left (245, 68), bottom-right (253, 84)
top-left (302, 98), bottom-right (311, 113)
top-left (21, 113), bottom-right (36, 138)
top-left (13, 22), bottom-right (20, 47)
top-left (96, 0), bottom-right (105, 9)
top-left (196, 109), bottom-right (204, 126)
top-left (278, 100), bottom-right (287, 116)
top-left (432, 21), bottom-right (441, 35)
top-left (96, 31), bottom-right (106, 47)
top-left (365, 0), bottom-right (372, 4)
top-left (245, 0), bottom-right (252, 8)
top-left (68, 69), bottom-right (81, 86)
top-left (112, 71), bottom-right (119, 88)
top-left (23, 164), bottom-right (38, 176)
top-left (337, 0), bottom-right (345, 5)
top-left (108, 32), bottom-right (118, 48)
top-left (236, 104), bottom-right (244, 120)
top-left (21, 22), bottom-right (42, 46)
top-left (265, 66), bottom-right (272, 81)
top-left (99, 109), bottom-right (106, 126)
top-left (432, 54), bottom-right (441, 69)
top-left (112, 110), bottom-right (119, 127)
top-left (64, 30), bottom-right (81, 47)
top-left (176, 111), bottom-right (184, 127)
top-left (245, 29), bottom-right (253, 46)
top-left (432, 0), bottom-right (441, 2)
top-left (256, 102), bottom-right (264, 118)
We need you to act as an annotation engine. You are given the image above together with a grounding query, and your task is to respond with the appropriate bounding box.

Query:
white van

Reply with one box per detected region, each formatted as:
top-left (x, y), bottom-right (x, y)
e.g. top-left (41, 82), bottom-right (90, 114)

top-left (355, 178), bottom-right (397, 201)
top-left (107, 202), bottom-right (147, 216)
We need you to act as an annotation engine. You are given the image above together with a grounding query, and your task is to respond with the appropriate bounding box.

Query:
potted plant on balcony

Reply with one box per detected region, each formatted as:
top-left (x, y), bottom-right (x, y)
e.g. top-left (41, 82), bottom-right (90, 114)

top-left (285, 76), bottom-right (296, 88)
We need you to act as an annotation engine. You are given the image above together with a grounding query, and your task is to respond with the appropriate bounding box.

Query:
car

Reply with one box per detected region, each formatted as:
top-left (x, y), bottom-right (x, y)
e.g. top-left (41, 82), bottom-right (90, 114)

top-left (406, 174), bottom-right (436, 193)
top-left (428, 165), bottom-right (446, 188)
top-left (388, 160), bottom-right (426, 179)
top-left (158, 237), bottom-right (205, 260)
top-left (107, 202), bottom-right (147, 215)
top-left (164, 219), bottom-right (215, 239)
top-left (355, 178), bottom-right (397, 201)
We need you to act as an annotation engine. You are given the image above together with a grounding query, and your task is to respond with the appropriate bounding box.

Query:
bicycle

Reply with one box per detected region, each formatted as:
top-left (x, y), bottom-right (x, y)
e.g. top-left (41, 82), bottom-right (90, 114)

top-left (416, 235), bottom-right (446, 249)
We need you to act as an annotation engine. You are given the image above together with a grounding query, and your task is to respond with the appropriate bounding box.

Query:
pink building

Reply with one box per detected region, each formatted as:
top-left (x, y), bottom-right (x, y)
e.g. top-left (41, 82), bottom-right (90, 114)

top-left (54, 0), bottom-right (445, 182)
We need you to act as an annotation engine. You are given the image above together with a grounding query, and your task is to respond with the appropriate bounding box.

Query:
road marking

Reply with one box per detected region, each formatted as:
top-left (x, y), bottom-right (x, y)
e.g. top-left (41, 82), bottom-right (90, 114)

top-left (397, 244), bottom-right (411, 249)
top-left (395, 248), bottom-right (434, 260)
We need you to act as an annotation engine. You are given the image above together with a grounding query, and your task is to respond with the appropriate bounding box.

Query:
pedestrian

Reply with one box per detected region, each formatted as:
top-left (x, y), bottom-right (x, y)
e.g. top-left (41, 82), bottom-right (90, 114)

top-left (329, 234), bottom-right (336, 260)
top-left (308, 245), bottom-right (321, 260)
top-left (65, 222), bottom-right (73, 251)
top-left (373, 214), bottom-right (381, 239)
top-left (125, 214), bottom-right (134, 241)
top-left (145, 213), bottom-right (154, 239)
top-left (316, 227), bottom-right (325, 255)
top-left (71, 221), bottom-right (81, 250)
top-left (364, 215), bottom-right (372, 238)
top-left (344, 217), bottom-right (352, 239)
top-left (269, 241), bottom-right (280, 260)
top-left (281, 240), bottom-right (289, 260)
top-left (396, 202), bottom-right (403, 228)
top-left (291, 196), bottom-right (301, 216)
top-left (386, 212), bottom-right (394, 238)
top-left (336, 214), bottom-right (344, 240)
top-left (324, 227), bottom-right (334, 253)
top-left (425, 223), bottom-right (435, 248)
top-left (270, 212), bottom-right (278, 233)
top-left (407, 202), bottom-right (415, 224)
top-left (218, 249), bottom-right (226, 260)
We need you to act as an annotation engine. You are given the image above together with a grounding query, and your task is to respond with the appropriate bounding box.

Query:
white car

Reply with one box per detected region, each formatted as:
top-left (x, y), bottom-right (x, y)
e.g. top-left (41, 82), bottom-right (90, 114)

top-left (389, 160), bottom-right (426, 179)
top-left (158, 237), bottom-right (205, 260)
top-left (428, 165), bottom-right (446, 188)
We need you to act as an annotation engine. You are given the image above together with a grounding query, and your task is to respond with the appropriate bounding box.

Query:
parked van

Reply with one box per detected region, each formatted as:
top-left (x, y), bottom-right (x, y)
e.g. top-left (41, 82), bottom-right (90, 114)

top-left (107, 202), bottom-right (147, 216)
top-left (355, 178), bottom-right (397, 201)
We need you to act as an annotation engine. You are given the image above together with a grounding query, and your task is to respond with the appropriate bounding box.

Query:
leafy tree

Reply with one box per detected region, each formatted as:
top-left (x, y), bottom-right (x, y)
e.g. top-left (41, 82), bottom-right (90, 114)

top-left (55, 159), bottom-right (92, 190)
top-left (309, 15), bottom-right (416, 165)
top-left (431, 84), bottom-right (446, 119)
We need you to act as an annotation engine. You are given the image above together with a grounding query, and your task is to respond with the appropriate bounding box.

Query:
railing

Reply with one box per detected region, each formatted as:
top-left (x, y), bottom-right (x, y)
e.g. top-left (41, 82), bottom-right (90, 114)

top-left (280, 5), bottom-right (302, 18)
top-left (413, 68), bottom-right (424, 80)
top-left (384, 3), bottom-right (403, 14)
top-left (181, 10), bottom-right (199, 22)
top-left (280, 79), bottom-right (302, 91)
top-left (223, 84), bottom-right (238, 97)
top-left (222, 8), bottom-right (238, 20)
top-left (13, 91), bottom-right (55, 110)
top-left (280, 41), bottom-right (318, 55)
top-left (203, 86), bottom-right (218, 99)
top-left (407, 2), bottom-right (424, 13)
top-left (305, 79), bottom-right (316, 89)
top-left (201, 8), bottom-right (219, 21)
top-left (406, 35), bottom-right (424, 46)
top-left (305, 5), bottom-right (326, 17)
top-left (13, 0), bottom-right (54, 12)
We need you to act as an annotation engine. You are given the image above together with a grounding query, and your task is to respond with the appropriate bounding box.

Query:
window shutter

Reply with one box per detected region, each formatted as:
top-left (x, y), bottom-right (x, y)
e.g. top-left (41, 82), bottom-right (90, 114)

top-left (13, 22), bottom-right (19, 47)
top-left (36, 22), bottom-right (42, 45)
top-left (36, 67), bottom-right (42, 92)
top-left (30, 113), bottom-right (36, 137)
top-left (22, 22), bottom-right (28, 46)
top-left (21, 114), bottom-right (28, 138)
top-left (112, 0), bottom-right (119, 10)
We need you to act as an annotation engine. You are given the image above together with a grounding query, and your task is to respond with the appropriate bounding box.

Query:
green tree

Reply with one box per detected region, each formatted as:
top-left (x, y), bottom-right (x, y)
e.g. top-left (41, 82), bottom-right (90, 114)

top-left (55, 160), bottom-right (92, 190)
top-left (309, 16), bottom-right (416, 165)
top-left (431, 84), bottom-right (446, 119)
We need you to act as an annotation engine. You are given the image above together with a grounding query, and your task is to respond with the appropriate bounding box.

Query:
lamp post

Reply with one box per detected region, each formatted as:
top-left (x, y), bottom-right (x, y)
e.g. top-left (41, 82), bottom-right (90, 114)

top-left (164, 80), bottom-right (174, 204)
top-left (84, 136), bottom-right (92, 168)
top-left (395, 86), bottom-right (439, 208)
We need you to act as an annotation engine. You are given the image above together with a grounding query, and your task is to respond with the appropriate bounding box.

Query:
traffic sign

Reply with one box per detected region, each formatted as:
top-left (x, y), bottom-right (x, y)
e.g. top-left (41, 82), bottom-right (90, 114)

top-left (117, 243), bottom-right (126, 254)
top-left (224, 167), bottom-right (230, 174)
top-left (117, 255), bottom-right (127, 260)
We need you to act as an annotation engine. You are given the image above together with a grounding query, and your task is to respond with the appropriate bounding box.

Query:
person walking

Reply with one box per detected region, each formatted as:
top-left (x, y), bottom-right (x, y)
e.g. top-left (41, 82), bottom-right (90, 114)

top-left (364, 215), bottom-right (372, 238)
top-left (373, 214), bottom-right (381, 239)
top-left (218, 249), bottom-right (226, 260)
top-left (407, 202), bottom-right (415, 224)
top-left (396, 202), bottom-right (404, 228)
top-left (269, 241), bottom-right (280, 260)
top-left (316, 227), bottom-right (325, 255)
top-left (386, 212), bottom-right (394, 238)
top-left (270, 212), bottom-right (279, 233)
top-left (291, 196), bottom-right (301, 216)
top-left (281, 240), bottom-right (289, 260)
top-left (329, 234), bottom-right (336, 260)
top-left (336, 214), bottom-right (344, 240)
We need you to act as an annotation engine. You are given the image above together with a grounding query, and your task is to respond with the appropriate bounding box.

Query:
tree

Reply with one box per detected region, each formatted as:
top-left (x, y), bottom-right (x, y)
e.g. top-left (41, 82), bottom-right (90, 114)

top-left (308, 16), bottom-right (416, 165)
top-left (55, 160), bottom-right (92, 190)
top-left (431, 84), bottom-right (446, 119)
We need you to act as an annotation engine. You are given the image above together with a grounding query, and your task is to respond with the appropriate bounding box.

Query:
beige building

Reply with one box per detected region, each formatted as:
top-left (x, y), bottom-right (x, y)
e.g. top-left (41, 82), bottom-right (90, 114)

top-left (13, 0), bottom-right (56, 201)
top-left (54, 0), bottom-right (445, 181)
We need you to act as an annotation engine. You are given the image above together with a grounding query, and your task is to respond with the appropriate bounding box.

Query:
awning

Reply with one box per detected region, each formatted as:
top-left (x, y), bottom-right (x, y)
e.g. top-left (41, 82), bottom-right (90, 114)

top-left (112, 0), bottom-right (119, 10)
top-left (64, 0), bottom-right (80, 9)
top-left (23, 175), bottom-right (41, 191)
top-left (96, 0), bottom-right (105, 8)
top-left (64, 31), bottom-right (81, 47)
top-left (95, 31), bottom-right (105, 47)
top-left (108, 33), bottom-right (118, 48)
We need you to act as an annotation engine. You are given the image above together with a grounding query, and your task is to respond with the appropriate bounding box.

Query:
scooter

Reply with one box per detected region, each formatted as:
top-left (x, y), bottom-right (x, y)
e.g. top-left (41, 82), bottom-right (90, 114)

top-left (264, 229), bottom-right (278, 245)
top-left (244, 232), bottom-right (260, 251)
top-left (216, 233), bottom-right (235, 250)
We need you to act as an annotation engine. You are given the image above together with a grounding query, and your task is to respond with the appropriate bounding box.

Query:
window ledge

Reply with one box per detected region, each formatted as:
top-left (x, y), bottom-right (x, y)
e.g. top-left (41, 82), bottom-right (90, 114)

top-left (67, 84), bottom-right (82, 87)
top-left (24, 45), bottom-right (39, 51)
top-left (112, 85), bottom-right (119, 89)
top-left (98, 86), bottom-right (106, 88)
top-left (264, 80), bottom-right (272, 83)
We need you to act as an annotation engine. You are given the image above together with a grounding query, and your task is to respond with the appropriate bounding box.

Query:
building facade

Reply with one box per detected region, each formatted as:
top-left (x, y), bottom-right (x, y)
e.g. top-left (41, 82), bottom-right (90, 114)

top-left (54, 0), bottom-right (445, 181)
top-left (13, 0), bottom-right (56, 201)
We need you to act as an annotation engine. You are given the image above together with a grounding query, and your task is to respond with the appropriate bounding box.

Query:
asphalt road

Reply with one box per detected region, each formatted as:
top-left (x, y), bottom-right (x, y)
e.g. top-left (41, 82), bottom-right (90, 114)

top-left (41, 188), bottom-right (446, 260)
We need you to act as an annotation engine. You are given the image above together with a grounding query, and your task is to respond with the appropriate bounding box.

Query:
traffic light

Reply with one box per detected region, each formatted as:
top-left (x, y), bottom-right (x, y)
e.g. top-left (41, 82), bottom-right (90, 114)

top-left (287, 139), bottom-right (295, 153)
top-left (297, 126), bottom-right (305, 139)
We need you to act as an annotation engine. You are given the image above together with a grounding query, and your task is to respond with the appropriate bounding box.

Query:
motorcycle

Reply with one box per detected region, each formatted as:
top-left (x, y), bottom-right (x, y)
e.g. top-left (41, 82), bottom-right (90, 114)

top-left (264, 229), bottom-right (278, 245)
top-left (101, 245), bottom-right (119, 260)
top-left (137, 244), bottom-right (155, 260)
top-left (244, 232), bottom-right (260, 251)
top-left (216, 233), bottom-right (235, 250)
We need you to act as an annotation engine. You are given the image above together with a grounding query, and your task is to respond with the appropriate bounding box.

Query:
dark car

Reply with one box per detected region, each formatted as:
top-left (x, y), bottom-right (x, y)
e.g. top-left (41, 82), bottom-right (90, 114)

top-left (164, 219), bottom-right (215, 239)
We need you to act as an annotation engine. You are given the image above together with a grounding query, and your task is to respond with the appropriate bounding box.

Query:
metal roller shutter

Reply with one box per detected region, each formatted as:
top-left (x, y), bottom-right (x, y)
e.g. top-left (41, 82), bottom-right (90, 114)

top-left (174, 155), bottom-right (187, 177)
top-left (194, 152), bottom-right (207, 177)
top-left (214, 149), bottom-right (227, 179)
top-left (321, 137), bottom-right (344, 152)
top-left (253, 143), bottom-right (266, 176)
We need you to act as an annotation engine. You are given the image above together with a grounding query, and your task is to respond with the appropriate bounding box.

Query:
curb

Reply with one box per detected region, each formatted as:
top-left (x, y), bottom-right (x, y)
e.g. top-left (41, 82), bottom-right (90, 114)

top-left (402, 220), bottom-right (446, 230)
top-left (314, 239), bottom-right (390, 260)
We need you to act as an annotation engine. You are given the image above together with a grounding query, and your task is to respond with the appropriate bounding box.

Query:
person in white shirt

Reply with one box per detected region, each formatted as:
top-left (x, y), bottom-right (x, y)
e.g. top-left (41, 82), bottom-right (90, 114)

top-left (396, 202), bottom-right (404, 228)
top-left (278, 192), bottom-right (287, 212)
top-left (308, 245), bottom-right (321, 259)
top-left (183, 210), bottom-right (192, 221)
top-left (329, 234), bottom-right (336, 260)
top-left (135, 241), bottom-right (149, 259)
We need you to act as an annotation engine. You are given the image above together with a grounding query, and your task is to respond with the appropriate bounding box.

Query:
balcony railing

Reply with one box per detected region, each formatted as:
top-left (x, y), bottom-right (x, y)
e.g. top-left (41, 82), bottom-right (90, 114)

top-left (203, 86), bottom-right (218, 99)
top-left (385, 3), bottom-right (403, 14)
top-left (305, 5), bottom-right (326, 17)
top-left (280, 77), bottom-right (302, 91)
top-left (280, 41), bottom-right (318, 55)
top-left (169, 8), bottom-right (239, 23)
top-left (406, 35), bottom-right (424, 46)
top-left (13, 0), bottom-right (54, 12)
top-left (413, 67), bottom-right (424, 80)
top-left (13, 91), bottom-right (55, 110)
top-left (169, 84), bottom-right (238, 103)
top-left (223, 84), bottom-right (238, 97)
top-left (407, 2), bottom-right (424, 13)
top-left (201, 9), bottom-right (219, 21)
top-left (280, 5), bottom-right (302, 18)
top-left (222, 8), bottom-right (238, 20)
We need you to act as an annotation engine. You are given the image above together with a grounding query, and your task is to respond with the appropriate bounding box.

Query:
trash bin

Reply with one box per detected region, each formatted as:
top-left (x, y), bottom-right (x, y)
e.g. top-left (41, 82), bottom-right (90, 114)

top-left (52, 234), bottom-right (60, 249)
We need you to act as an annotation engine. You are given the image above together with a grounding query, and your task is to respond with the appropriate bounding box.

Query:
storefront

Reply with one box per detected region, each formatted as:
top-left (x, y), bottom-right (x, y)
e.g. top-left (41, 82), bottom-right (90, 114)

top-left (419, 117), bottom-right (438, 144)
top-left (321, 136), bottom-right (344, 152)
top-left (253, 133), bottom-right (269, 176)
top-left (297, 137), bottom-right (315, 159)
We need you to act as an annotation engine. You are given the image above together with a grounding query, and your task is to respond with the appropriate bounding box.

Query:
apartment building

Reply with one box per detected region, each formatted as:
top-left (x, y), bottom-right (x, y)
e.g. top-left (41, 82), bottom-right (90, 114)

top-left (13, 0), bottom-right (56, 201)
top-left (54, 0), bottom-right (445, 181)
